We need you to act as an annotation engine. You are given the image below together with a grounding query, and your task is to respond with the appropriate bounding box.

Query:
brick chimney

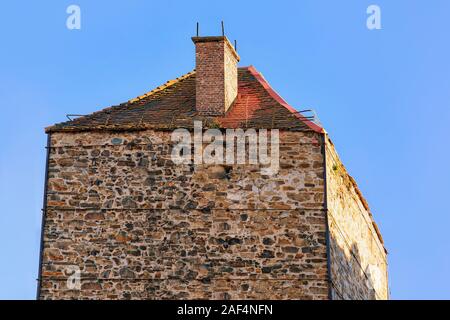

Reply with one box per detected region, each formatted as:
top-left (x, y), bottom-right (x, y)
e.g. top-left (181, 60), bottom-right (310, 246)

top-left (192, 36), bottom-right (240, 115)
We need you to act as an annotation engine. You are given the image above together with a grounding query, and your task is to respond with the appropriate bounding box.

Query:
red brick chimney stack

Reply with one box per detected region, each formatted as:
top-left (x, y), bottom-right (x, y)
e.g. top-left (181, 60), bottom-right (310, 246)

top-left (192, 36), bottom-right (240, 115)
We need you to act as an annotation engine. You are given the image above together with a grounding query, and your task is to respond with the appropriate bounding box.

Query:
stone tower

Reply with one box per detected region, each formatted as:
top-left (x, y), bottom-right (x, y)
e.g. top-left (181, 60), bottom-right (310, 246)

top-left (37, 36), bottom-right (388, 300)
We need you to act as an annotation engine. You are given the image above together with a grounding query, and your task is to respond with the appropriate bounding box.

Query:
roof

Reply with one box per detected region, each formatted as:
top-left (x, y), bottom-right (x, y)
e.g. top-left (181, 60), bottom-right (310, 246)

top-left (45, 66), bottom-right (323, 133)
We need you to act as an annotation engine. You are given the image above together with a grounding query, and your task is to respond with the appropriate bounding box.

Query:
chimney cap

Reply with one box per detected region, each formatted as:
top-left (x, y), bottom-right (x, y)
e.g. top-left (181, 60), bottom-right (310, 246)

top-left (191, 36), bottom-right (240, 61)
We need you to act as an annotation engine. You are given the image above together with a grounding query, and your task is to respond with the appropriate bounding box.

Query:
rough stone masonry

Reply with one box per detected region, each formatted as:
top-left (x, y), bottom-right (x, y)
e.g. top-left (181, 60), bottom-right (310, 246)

top-left (38, 35), bottom-right (388, 300)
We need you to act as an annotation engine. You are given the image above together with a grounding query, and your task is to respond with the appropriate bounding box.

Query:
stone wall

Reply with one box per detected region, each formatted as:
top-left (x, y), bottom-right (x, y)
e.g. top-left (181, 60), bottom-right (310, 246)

top-left (325, 136), bottom-right (388, 300)
top-left (39, 129), bottom-right (328, 299)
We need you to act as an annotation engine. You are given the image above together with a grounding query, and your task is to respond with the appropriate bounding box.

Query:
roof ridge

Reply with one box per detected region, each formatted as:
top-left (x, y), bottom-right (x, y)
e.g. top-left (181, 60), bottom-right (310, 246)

top-left (128, 70), bottom-right (195, 104)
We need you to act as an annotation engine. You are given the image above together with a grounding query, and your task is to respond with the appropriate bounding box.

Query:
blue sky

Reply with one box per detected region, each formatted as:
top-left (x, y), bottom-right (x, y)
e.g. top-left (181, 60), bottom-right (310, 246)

top-left (0, 0), bottom-right (449, 299)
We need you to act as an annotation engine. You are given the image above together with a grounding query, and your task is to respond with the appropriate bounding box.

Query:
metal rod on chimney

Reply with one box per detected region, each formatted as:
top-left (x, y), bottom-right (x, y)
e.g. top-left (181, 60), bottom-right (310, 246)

top-left (196, 22), bottom-right (199, 37)
top-left (234, 40), bottom-right (237, 51)
top-left (221, 21), bottom-right (224, 36)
